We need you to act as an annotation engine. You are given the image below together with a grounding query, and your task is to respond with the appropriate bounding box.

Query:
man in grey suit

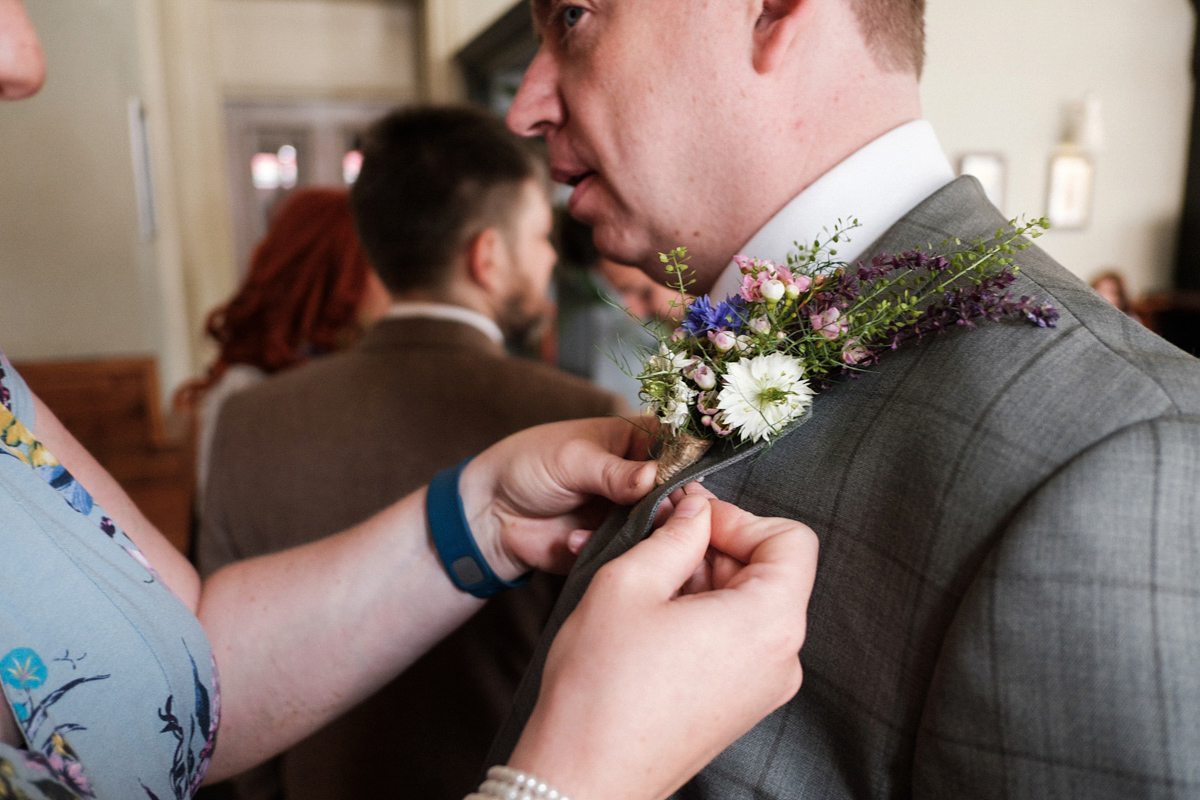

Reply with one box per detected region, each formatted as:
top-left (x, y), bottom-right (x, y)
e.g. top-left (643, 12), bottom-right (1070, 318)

top-left (197, 106), bottom-right (625, 800)
top-left (491, 0), bottom-right (1200, 796)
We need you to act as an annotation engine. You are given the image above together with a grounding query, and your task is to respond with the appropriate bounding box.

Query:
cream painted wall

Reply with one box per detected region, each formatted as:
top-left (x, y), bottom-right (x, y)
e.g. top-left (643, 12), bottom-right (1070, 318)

top-left (923, 0), bottom-right (1195, 296)
top-left (456, 0), bottom-right (517, 44)
top-left (422, 0), bottom-right (517, 101)
top-left (212, 0), bottom-right (419, 100)
top-left (0, 0), bottom-right (187, 390)
top-left (166, 0), bottom-right (421, 382)
top-left (0, 0), bottom-right (425, 395)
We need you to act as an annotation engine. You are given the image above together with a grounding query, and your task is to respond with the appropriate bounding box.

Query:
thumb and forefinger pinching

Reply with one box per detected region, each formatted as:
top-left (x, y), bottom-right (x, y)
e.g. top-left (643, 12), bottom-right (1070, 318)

top-left (608, 493), bottom-right (715, 599)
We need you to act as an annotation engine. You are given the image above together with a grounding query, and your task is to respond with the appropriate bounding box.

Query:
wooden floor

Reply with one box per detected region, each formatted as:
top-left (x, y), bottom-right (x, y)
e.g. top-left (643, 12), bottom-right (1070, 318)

top-left (13, 357), bottom-right (196, 555)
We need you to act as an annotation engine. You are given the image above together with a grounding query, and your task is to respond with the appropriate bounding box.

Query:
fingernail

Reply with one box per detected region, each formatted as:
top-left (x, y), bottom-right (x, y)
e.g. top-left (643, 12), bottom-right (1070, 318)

top-left (632, 462), bottom-right (653, 488)
top-left (568, 529), bottom-right (592, 553)
top-left (675, 495), bottom-right (707, 518)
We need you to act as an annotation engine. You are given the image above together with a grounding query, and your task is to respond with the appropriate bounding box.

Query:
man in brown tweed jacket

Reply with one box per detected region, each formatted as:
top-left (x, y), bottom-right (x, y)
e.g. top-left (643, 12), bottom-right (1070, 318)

top-left (197, 106), bottom-right (625, 800)
top-left (489, 1), bottom-right (1200, 797)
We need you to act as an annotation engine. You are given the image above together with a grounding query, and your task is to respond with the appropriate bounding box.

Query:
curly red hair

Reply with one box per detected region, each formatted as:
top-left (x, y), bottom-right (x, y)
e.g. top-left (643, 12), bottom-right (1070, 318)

top-left (178, 188), bottom-right (374, 405)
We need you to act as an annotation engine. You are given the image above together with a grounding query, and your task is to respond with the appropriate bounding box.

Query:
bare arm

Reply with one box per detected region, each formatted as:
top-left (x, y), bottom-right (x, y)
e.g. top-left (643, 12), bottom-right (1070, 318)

top-left (31, 398), bottom-right (657, 779)
top-left (32, 395), bottom-right (202, 606)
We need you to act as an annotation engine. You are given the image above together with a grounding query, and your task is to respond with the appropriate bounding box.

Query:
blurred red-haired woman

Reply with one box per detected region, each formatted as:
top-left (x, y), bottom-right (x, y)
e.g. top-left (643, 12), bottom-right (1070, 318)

top-left (180, 187), bottom-right (390, 492)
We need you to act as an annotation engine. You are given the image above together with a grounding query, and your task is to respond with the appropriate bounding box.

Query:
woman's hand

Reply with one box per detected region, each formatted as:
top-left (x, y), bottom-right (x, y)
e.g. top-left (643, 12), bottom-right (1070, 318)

top-left (201, 416), bottom-right (658, 779)
top-left (509, 488), bottom-right (819, 800)
top-left (460, 416), bottom-right (658, 579)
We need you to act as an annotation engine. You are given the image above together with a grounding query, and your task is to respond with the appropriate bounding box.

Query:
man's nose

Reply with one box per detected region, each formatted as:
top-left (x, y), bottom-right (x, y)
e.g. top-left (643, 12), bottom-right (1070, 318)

top-left (507, 45), bottom-right (563, 138)
top-left (0, 0), bottom-right (46, 100)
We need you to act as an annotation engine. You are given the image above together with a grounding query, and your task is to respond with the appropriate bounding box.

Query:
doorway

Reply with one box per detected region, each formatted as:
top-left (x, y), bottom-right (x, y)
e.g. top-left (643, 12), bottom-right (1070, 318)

top-left (224, 99), bottom-right (400, 278)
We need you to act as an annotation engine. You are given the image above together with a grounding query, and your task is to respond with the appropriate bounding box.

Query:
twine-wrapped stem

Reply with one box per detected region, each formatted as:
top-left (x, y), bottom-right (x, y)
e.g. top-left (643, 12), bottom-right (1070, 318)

top-left (655, 433), bottom-right (713, 485)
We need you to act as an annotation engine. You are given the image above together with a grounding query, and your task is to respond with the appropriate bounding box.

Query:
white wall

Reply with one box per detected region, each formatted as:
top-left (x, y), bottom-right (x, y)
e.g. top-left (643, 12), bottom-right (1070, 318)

top-left (923, 0), bottom-right (1196, 296)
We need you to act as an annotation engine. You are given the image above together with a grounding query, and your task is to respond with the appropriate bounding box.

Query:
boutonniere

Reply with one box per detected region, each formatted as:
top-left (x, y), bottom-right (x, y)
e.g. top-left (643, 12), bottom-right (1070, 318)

top-left (640, 218), bottom-right (1060, 483)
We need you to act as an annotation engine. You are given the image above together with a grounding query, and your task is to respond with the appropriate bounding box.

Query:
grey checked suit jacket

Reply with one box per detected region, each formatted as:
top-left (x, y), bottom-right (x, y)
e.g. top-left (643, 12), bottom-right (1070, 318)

top-left (489, 177), bottom-right (1200, 798)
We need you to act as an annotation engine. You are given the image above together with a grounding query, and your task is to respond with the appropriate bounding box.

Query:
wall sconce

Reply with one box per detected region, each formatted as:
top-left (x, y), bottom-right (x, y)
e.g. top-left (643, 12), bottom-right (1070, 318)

top-left (1047, 150), bottom-right (1095, 230)
top-left (1047, 94), bottom-right (1102, 230)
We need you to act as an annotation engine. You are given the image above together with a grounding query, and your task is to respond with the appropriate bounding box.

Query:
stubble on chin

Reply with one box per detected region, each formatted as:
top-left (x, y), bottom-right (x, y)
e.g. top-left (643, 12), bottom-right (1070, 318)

top-left (498, 290), bottom-right (552, 354)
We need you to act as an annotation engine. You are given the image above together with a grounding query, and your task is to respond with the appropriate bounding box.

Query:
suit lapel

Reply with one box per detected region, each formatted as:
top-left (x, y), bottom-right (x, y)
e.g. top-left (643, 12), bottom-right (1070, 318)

top-left (488, 175), bottom-right (1007, 766)
top-left (487, 411), bottom-right (814, 766)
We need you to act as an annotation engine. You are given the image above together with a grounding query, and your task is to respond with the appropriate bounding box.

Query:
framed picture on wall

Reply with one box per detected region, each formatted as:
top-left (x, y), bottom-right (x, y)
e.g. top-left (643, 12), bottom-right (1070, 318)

top-left (1047, 151), bottom-right (1095, 230)
top-left (958, 153), bottom-right (1006, 212)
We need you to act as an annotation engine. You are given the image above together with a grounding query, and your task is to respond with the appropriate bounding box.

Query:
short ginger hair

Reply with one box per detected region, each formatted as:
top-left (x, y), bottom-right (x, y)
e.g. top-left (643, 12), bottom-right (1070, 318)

top-left (851, 0), bottom-right (926, 76)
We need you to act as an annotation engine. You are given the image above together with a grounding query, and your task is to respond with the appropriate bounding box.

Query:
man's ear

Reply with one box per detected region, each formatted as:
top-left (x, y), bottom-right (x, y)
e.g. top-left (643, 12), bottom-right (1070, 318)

top-left (464, 227), bottom-right (509, 292)
top-left (753, 0), bottom-right (807, 75)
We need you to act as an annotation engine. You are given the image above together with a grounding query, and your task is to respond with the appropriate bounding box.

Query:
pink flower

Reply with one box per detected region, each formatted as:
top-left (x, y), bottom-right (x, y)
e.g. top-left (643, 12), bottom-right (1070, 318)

top-left (688, 362), bottom-right (717, 390)
top-left (740, 272), bottom-right (766, 302)
top-left (842, 338), bottom-right (869, 364)
top-left (669, 326), bottom-right (687, 344)
top-left (696, 391), bottom-right (721, 415)
top-left (749, 316), bottom-right (771, 335)
top-left (788, 274), bottom-right (812, 296)
top-left (709, 330), bottom-right (736, 351)
top-left (736, 257), bottom-right (782, 300)
top-left (810, 307), bottom-right (848, 340)
top-left (710, 412), bottom-right (734, 436)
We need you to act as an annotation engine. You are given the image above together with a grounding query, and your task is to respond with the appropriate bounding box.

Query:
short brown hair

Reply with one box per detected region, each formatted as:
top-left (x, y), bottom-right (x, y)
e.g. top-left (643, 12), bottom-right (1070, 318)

top-left (350, 105), bottom-right (545, 294)
top-left (850, 0), bottom-right (926, 75)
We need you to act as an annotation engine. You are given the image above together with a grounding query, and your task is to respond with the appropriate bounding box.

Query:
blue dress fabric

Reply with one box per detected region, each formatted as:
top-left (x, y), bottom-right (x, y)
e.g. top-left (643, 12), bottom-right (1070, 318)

top-left (0, 350), bottom-right (219, 799)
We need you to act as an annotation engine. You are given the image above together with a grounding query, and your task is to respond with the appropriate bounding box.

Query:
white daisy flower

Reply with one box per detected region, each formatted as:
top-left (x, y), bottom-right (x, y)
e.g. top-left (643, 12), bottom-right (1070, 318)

top-left (717, 353), bottom-right (813, 442)
top-left (653, 377), bottom-right (698, 433)
top-left (645, 344), bottom-right (694, 376)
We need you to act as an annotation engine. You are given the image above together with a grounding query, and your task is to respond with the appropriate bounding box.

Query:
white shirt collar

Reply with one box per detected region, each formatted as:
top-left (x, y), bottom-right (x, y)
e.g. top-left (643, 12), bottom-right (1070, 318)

top-left (710, 120), bottom-right (955, 302)
top-left (385, 302), bottom-right (505, 345)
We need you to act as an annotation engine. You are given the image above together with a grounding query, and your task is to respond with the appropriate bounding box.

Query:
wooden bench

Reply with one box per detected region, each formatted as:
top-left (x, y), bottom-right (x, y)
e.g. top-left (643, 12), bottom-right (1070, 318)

top-left (12, 357), bottom-right (196, 554)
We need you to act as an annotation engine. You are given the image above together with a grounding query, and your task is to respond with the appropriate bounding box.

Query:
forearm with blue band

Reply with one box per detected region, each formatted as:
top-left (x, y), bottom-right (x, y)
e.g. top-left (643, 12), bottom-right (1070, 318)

top-left (427, 457), bottom-right (531, 598)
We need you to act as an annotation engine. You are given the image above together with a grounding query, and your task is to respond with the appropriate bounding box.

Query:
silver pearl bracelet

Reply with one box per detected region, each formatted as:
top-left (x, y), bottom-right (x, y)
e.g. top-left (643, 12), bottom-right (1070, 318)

top-left (465, 765), bottom-right (572, 800)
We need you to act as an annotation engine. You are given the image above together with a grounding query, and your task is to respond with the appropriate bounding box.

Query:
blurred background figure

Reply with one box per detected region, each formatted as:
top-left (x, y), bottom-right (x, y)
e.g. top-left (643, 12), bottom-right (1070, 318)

top-left (1090, 268), bottom-right (1145, 325)
top-left (177, 187), bottom-right (391, 495)
top-left (1090, 269), bottom-right (1136, 315)
top-left (555, 216), bottom-right (688, 410)
top-left (196, 106), bottom-right (624, 800)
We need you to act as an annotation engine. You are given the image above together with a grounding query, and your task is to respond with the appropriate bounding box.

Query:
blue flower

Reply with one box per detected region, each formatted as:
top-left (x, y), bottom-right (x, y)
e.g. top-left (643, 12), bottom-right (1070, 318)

top-left (1, 648), bottom-right (47, 690)
top-left (12, 702), bottom-right (28, 721)
top-left (682, 295), bottom-right (747, 336)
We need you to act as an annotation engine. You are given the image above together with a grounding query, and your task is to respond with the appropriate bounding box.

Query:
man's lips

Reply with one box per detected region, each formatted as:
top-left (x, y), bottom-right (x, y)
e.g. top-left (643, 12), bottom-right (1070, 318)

top-left (565, 173), bottom-right (599, 217)
top-left (552, 167), bottom-right (600, 218)
top-left (551, 167), bottom-right (596, 188)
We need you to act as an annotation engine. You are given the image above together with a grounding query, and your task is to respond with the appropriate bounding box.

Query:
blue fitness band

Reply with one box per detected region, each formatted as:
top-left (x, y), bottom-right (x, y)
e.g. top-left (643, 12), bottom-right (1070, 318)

top-left (427, 457), bottom-right (531, 598)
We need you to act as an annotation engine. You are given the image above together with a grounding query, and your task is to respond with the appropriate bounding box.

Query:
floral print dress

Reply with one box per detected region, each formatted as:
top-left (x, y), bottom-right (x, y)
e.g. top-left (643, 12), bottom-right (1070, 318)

top-left (0, 351), bottom-right (219, 799)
